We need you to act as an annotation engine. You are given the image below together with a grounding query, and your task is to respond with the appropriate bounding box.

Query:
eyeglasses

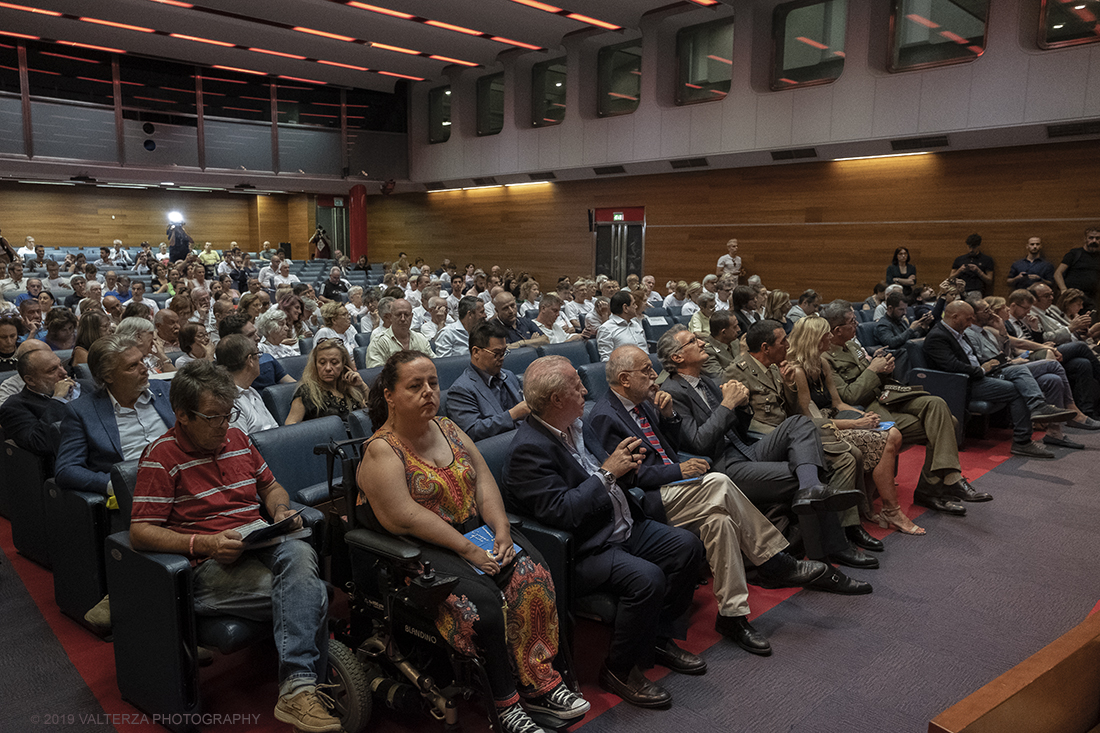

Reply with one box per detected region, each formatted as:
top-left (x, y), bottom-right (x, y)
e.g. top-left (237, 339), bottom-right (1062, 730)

top-left (622, 365), bottom-right (657, 378)
top-left (476, 345), bottom-right (507, 358)
top-left (192, 407), bottom-right (241, 428)
top-left (668, 335), bottom-right (702, 355)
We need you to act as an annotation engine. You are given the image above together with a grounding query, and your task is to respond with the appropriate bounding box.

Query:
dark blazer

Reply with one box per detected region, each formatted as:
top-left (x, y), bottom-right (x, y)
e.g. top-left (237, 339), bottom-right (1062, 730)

top-left (503, 417), bottom-right (648, 571)
top-left (661, 372), bottom-right (758, 472)
top-left (55, 381), bottom-right (176, 494)
top-left (923, 321), bottom-right (985, 381)
top-left (0, 386), bottom-right (69, 457)
top-left (586, 392), bottom-right (681, 522)
top-left (445, 365), bottom-right (523, 441)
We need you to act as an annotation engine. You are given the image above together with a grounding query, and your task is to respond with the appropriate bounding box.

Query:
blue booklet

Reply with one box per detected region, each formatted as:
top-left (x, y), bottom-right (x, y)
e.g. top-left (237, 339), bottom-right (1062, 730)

top-left (876, 421), bottom-right (896, 431)
top-left (464, 525), bottom-right (521, 575)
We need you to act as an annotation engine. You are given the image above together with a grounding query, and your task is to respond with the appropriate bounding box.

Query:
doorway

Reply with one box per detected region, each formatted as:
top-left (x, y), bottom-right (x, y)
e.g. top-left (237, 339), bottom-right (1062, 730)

top-left (315, 196), bottom-right (349, 259)
top-left (593, 207), bottom-right (645, 284)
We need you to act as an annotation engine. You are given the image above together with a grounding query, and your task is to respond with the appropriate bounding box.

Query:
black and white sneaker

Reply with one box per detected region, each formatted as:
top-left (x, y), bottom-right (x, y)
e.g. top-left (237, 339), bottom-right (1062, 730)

top-left (525, 683), bottom-right (591, 720)
top-left (499, 702), bottom-right (550, 733)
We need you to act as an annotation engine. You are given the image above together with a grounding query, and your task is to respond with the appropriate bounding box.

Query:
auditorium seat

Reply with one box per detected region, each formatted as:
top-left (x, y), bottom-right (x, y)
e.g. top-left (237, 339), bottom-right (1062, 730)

top-left (252, 415), bottom-right (348, 506)
top-left (578, 362), bottom-right (609, 401)
top-left (538, 340), bottom-right (593, 367)
top-left (260, 382), bottom-right (298, 425)
top-left (277, 354), bottom-right (309, 381)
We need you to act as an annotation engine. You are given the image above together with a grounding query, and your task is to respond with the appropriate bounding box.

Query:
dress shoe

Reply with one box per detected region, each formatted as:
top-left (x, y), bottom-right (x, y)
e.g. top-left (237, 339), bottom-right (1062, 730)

top-left (845, 524), bottom-right (884, 552)
top-left (654, 638), bottom-right (707, 675)
top-left (1043, 434), bottom-right (1085, 449)
top-left (913, 491), bottom-right (967, 516)
top-left (944, 477), bottom-right (992, 502)
top-left (1067, 416), bottom-right (1100, 430)
top-left (1011, 440), bottom-right (1056, 459)
top-left (598, 664), bottom-right (672, 708)
top-left (791, 483), bottom-right (862, 515)
top-left (754, 558), bottom-right (830, 589)
top-left (806, 566), bottom-right (873, 595)
top-left (1030, 404), bottom-right (1075, 423)
top-left (827, 545), bottom-right (879, 569)
top-left (715, 615), bottom-right (771, 656)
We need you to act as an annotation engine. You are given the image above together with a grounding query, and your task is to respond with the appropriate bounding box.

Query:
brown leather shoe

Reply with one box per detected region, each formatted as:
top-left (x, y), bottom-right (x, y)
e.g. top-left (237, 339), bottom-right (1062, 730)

top-left (654, 638), bottom-right (707, 675)
top-left (598, 664), bottom-right (672, 708)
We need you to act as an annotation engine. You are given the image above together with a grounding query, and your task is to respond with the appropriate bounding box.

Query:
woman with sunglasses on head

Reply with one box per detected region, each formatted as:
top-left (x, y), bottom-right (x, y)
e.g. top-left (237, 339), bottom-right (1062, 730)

top-left (284, 338), bottom-right (367, 425)
top-left (312, 301), bottom-right (357, 358)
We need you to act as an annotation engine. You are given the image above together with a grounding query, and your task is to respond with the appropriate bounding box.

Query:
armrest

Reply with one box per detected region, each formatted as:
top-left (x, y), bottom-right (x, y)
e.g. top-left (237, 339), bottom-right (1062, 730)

top-left (47, 486), bottom-right (111, 619)
top-left (908, 367), bottom-right (969, 444)
top-left (344, 528), bottom-right (422, 563)
top-left (511, 517), bottom-right (574, 622)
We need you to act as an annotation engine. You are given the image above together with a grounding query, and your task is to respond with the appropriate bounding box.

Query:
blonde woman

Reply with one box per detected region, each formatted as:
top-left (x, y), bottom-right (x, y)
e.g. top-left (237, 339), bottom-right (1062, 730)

top-left (787, 316), bottom-right (922, 535)
top-left (285, 339), bottom-right (367, 425)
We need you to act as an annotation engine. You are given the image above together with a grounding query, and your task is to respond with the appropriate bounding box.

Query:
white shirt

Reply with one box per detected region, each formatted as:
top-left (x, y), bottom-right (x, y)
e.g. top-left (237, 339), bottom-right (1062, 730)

top-left (419, 318), bottom-right (450, 341)
top-left (446, 293), bottom-right (461, 318)
top-left (232, 384), bottom-right (278, 434)
top-left (0, 374), bottom-right (23, 408)
top-left (717, 253), bottom-right (742, 285)
top-left (433, 321), bottom-right (472, 357)
top-left (130, 295), bottom-right (159, 314)
top-left (109, 388), bottom-right (169, 461)
top-left (259, 340), bottom-right (302, 359)
top-left (681, 301), bottom-right (700, 317)
top-left (714, 296), bottom-right (730, 311)
top-left (663, 294), bottom-right (689, 309)
top-left (271, 273), bottom-right (300, 288)
top-left (596, 315), bottom-right (646, 361)
top-left (519, 301), bottom-right (539, 319)
top-left (46, 276), bottom-right (70, 291)
top-left (314, 326), bottom-right (357, 358)
top-left (536, 319), bottom-right (571, 344)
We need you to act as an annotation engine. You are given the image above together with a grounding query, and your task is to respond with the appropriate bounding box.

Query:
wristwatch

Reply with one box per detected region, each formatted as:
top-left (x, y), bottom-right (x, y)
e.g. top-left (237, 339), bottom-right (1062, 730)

top-left (597, 468), bottom-right (617, 487)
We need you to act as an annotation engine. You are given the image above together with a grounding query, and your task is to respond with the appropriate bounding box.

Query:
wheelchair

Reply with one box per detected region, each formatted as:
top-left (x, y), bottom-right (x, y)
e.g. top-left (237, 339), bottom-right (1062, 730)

top-left (314, 438), bottom-right (582, 733)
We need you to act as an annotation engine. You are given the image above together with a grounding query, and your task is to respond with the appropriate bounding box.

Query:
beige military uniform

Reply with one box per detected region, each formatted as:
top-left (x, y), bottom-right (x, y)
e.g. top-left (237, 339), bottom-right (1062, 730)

top-left (824, 339), bottom-right (960, 484)
top-left (701, 333), bottom-right (739, 383)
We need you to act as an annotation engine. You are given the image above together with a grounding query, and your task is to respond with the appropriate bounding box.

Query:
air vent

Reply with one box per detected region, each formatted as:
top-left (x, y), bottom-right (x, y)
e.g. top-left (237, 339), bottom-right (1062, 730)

top-left (1047, 121), bottom-right (1100, 139)
top-left (529, 171), bottom-right (557, 180)
top-left (670, 157), bottom-right (708, 169)
top-left (891, 135), bottom-right (949, 151)
top-left (770, 148), bottom-right (817, 161)
top-left (424, 182), bottom-right (447, 191)
top-left (593, 165), bottom-right (626, 175)
top-left (471, 176), bottom-right (498, 186)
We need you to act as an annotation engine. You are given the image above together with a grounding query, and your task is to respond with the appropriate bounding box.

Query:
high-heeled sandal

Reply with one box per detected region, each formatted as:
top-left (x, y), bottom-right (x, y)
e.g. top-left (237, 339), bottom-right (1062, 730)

top-left (876, 506), bottom-right (926, 536)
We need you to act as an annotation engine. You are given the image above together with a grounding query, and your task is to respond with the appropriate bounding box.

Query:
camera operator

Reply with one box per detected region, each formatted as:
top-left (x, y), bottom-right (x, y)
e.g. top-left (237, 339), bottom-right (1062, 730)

top-left (309, 225), bottom-right (332, 260)
top-left (167, 220), bottom-right (194, 263)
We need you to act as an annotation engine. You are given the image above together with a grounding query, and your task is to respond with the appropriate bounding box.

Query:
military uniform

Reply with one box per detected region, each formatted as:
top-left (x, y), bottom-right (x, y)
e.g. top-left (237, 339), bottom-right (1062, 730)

top-left (700, 333), bottom-right (738, 383)
top-left (824, 339), bottom-right (961, 493)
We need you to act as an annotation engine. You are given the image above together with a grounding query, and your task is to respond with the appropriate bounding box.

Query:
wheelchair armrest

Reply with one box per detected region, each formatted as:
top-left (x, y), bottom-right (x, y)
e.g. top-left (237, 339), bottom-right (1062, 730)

top-left (344, 528), bottom-right (422, 563)
top-left (505, 512), bottom-right (524, 529)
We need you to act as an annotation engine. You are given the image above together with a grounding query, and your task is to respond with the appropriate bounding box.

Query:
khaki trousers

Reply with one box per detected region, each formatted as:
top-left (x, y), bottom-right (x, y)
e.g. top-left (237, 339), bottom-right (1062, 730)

top-left (660, 472), bottom-right (789, 617)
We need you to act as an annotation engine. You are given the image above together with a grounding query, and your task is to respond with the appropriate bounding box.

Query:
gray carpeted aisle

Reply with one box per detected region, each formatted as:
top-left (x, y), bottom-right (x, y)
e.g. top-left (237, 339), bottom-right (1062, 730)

top-left (580, 430), bottom-right (1100, 733)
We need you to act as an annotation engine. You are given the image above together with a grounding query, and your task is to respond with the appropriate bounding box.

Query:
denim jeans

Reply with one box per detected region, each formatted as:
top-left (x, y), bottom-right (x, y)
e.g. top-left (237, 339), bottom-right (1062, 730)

top-left (193, 540), bottom-right (329, 697)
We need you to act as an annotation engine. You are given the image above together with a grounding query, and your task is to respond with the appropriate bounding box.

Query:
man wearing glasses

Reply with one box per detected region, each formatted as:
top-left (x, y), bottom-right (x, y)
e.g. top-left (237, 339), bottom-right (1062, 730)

top-left (446, 322), bottom-right (529, 440)
top-left (216, 334), bottom-right (278, 434)
top-left (364, 297), bottom-right (436, 368)
top-left (130, 360), bottom-right (340, 733)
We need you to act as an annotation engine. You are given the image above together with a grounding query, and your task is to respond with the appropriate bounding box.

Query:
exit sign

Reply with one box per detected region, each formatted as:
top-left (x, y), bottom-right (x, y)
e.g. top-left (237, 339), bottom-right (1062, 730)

top-left (613, 212), bottom-right (624, 221)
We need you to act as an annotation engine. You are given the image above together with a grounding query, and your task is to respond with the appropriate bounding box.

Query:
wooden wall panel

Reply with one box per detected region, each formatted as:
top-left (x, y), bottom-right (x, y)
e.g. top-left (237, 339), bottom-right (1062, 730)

top-left (0, 185), bottom-right (309, 253)
top-left (366, 140), bottom-right (1100, 302)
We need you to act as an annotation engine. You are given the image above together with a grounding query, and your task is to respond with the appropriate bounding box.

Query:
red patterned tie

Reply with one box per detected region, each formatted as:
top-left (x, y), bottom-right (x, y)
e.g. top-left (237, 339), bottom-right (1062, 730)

top-left (633, 406), bottom-right (673, 465)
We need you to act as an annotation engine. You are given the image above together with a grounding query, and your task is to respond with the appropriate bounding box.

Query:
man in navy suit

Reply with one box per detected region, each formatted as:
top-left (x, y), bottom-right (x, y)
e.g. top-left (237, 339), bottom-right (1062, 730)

top-left (0, 347), bottom-right (82, 461)
top-left (446, 322), bottom-right (529, 440)
top-left (588, 345), bottom-right (871, 654)
top-left (56, 333), bottom-right (176, 495)
top-left (503, 355), bottom-right (705, 709)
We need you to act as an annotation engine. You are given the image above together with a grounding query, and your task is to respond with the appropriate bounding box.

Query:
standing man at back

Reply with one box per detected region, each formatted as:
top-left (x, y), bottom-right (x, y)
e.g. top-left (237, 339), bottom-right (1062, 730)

top-left (1054, 225), bottom-right (1100, 308)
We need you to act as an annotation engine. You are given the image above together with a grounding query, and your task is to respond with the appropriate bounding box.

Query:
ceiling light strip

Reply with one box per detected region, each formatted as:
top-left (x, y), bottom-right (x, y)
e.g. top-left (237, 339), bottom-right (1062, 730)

top-left (504, 0), bottom-right (621, 31)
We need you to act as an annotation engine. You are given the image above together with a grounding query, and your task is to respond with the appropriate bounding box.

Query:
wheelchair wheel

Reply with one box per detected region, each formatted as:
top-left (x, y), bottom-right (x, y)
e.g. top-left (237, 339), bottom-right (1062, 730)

top-left (327, 638), bottom-right (372, 733)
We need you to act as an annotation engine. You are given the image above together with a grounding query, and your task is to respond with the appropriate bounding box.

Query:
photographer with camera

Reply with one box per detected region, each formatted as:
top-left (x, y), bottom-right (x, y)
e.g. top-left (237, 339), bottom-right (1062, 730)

top-left (309, 225), bottom-right (331, 260)
top-left (167, 217), bottom-right (194, 263)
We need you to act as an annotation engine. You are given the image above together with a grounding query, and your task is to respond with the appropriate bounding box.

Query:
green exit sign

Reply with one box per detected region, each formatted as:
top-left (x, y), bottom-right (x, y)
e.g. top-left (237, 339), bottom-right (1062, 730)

top-left (613, 212), bottom-right (624, 221)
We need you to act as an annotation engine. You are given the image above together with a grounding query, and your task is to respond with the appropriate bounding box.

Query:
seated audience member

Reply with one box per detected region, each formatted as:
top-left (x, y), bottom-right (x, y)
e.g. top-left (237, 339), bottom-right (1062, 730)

top-left (117, 316), bottom-right (177, 374)
top-left (0, 347), bottom-right (79, 457)
top-left (219, 314), bottom-right (296, 391)
top-left (591, 345), bottom-right (869, 652)
top-left (660, 325), bottom-right (867, 564)
top-left (597, 291), bottom-right (646, 361)
top-left (129, 360), bottom-right (340, 733)
top-left (643, 275), bottom-right (664, 308)
top-left (312, 301), bottom-right (357, 358)
top-left (216, 334), bottom-right (278, 433)
top-left (175, 322), bottom-right (213, 367)
top-left (533, 293), bottom-right (580, 344)
top-left (128, 280), bottom-right (158, 315)
top-left (446, 322), bottom-right (528, 440)
top-left (504, 355), bottom-right (709, 708)
top-left (285, 339), bottom-right (368, 425)
top-left (587, 296), bottom-right (611, 329)
top-left (256, 308), bottom-right (301, 358)
top-left (821, 303), bottom-right (973, 515)
top-left (731, 284), bottom-right (760, 336)
top-left (0, 314), bottom-right (22, 370)
top-left (19, 297), bottom-right (45, 341)
top-left (238, 291), bottom-right (270, 321)
top-left (14, 277), bottom-right (43, 307)
top-left (489, 291), bottom-right (547, 350)
top-left (37, 289), bottom-right (57, 312)
top-left (663, 280), bottom-right (689, 310)
top-left (873, 285), bottom-right (903, 321)
top-left (1057, 288), bottom-right (1100, 342)
top-left (1027, 284), bottom-right (1100, 407)
top-left (154, 309), bottom-right (181, 352)
top-left (44, 260), bottom-right (69, 292)
top-left (924, 301), bottom-right (1071, 459)
top-left (271, 261), bottom-right (300, 289)
top-left (85, 263), bottom-right (102, 285)
top-left (43, 308), bottom-right (77, 351)
top-left (680, 282), bottom-right (704, 318)
top-left (517, 279), bottom-right (541, 319)
top-left (102, 295), bottom-right (124, 326)
top-left (346, 286), bottom-right (372, 322)
top-left (72, 311), bottom-right (113, 368)
top-left (0, 260), bottom-right (26, 292)
top-left (358, 351), bottom-right (589, 732)
top-left (217, 274), bottom-right (240, 301)
top-left (320, 266), bottom-right (350, 302)
top-left (106, 274), bottom-right (133, 304)
top-left (687, 292), bottom-right (717, 335)
top-left (370, 295), bottom-right (396, 338)
top-left (873, 291), bottom-right (933, 356)
top-left (787, 290), bottom-right (820, 323)
top-left (365, 298), bottom-right (435, 368)
top-left (786, 316), bottom-right (916, 534)
top-left (278, 293), bottom-right (313, 342)
top-left (912, 284), bottom-right (938, 319)
top-left (419, 296), bottom-right (451, 341)
top-left (434, 296), bottom-right (486, 358)
top-left (64, 276), bottom-right (87, 310)
top-left (56, 334), bottom-right (175, 495)
top-left (863, 281), bottom-right (888, 312)
top-left (700, 312), bottom-right (740, 381)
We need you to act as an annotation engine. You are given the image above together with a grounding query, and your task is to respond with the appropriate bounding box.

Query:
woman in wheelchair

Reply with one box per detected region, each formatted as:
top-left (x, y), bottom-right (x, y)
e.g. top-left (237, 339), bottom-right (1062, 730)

top-left (357, 350), bottom-right (589, 733)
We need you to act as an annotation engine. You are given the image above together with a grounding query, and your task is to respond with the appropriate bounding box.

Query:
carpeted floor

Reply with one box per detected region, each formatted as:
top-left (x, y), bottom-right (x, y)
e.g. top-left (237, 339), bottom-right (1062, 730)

top-left (1, 425), bottom-right (1097, 733)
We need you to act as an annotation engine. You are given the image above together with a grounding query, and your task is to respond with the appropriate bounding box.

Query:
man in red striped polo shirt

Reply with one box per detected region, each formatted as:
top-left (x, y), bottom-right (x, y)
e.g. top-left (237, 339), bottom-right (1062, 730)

top-left (130, 360), bottom-right (340, 733)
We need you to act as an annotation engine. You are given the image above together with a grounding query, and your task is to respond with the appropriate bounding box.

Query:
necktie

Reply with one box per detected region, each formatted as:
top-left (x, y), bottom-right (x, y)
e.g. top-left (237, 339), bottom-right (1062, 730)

top-left (632, 406), bottom-right (673, 465)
